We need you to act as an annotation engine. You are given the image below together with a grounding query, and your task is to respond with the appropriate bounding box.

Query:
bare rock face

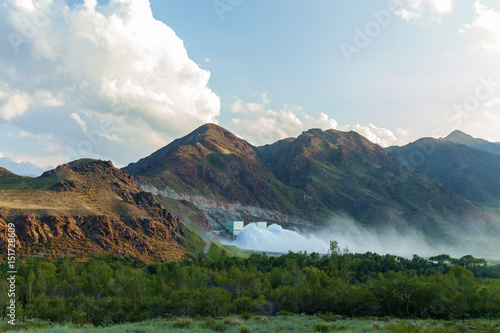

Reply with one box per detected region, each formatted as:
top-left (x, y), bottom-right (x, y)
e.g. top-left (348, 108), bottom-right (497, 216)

top-left (50, 180), bottom-right (84, 192)
top-left (42, 215), bottom-right (85, 239)
top-left (2, 211), bottom-right (188, 260)
top-left (0, 159), bottom-right (193, 262)
top-left (7, 215), bottom-right (85, 245)
top-left (14, 215), bottom-right (54, 244)
top-left (0, 214), bottom-right (21, 249)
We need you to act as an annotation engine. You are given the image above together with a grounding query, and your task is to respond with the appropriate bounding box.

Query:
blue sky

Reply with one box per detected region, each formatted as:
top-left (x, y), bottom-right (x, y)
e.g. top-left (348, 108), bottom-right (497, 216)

top-left (1, 0), bottom-right (500, 174)
top-left (152, 0), bottom-right (500, 143)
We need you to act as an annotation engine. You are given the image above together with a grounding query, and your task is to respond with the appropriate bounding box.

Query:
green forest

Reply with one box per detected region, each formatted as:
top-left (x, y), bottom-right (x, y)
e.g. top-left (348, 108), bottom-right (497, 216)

top-left (1, 242), bottom-right (500, 329)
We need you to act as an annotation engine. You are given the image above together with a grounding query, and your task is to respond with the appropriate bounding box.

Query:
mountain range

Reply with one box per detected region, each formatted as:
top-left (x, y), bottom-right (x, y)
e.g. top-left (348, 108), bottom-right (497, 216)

top-left (0, 157), bottom-right (49, 176)
top-left (123, 124), bottom-right (500, 241)
top-left (2, 125), bottom-right (500, 261)
top-left (388, 131), bottom-right (500, 209)
top-left (443, 130), bottom-right (500, 156)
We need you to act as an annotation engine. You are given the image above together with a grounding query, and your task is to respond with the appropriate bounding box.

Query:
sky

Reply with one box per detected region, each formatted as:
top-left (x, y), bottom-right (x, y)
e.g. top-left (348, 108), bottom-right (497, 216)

top-left (1, 0), bottom-right (500, 174)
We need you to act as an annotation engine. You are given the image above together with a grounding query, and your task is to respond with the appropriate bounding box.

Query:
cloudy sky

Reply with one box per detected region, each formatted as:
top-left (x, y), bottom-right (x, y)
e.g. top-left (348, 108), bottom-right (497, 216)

top-left (1, 0), bottom-right (500, 174)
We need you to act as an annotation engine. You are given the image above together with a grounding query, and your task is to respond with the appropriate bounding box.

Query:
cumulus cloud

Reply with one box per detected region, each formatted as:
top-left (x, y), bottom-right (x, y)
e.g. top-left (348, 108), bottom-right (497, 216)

top-left (230, 98), bottom-right (245, 113)
top-left (230, 95), bottom-right (404, 147)
top-left (0, 0), bottom-right (220, 167)
top-left (70, 113), bottom-right (87, 132)
top-left (35, 90), bottom-right (64, 107)
top-left (461, 1), bottom-right (500, 53)
top-left (0, 91), bottom-right (31, 121)
top-left (396, 0), bottom-right (456, 21)
top-left (340, 123), bottom-right (401, 147)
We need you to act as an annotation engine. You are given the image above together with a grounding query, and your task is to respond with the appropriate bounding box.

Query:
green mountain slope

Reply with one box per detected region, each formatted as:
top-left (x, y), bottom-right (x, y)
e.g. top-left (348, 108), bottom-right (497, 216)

top-left (123, 123), bottom-right (333, 224)
top-left (388, 137), bottom-right (500, 208)
top-left (443, 130), bottom-right (500, 155)
top-left (124, 124), bottom-right (500, 239)
top-left (256, 129), bottom-right (496, 236)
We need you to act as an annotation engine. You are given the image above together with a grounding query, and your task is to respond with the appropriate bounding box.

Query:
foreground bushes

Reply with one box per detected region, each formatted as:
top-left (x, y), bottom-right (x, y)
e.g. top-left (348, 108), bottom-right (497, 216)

top-left (1, 249), bottom-right (499, 325)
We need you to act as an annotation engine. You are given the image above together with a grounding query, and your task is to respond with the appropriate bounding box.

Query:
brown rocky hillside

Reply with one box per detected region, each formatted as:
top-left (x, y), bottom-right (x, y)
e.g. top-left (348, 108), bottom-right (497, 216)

top-left (0, 159), bottom-right (204, 262)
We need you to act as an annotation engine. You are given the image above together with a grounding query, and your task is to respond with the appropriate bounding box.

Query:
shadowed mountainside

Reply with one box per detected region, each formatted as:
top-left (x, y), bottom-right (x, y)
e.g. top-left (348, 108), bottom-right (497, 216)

top-left (443, 130), bottom-right (500, 156)
top-left (123, 124), bottom-right (500, 240)
top-left (123, 123), bottom-right (332, 225)
top-left (388, 136), bottom-right (500, 208)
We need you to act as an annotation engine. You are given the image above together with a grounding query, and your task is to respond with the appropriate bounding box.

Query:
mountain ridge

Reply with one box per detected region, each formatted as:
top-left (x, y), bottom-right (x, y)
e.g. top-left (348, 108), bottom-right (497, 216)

top-left (123, 124), bottom-right (500, 239)
top-left (388, 135), bottom-right (500, 208)
top-left (0, 159), bottom-right (204, 262)
top-left (443, 130), bottom-right (500, 155)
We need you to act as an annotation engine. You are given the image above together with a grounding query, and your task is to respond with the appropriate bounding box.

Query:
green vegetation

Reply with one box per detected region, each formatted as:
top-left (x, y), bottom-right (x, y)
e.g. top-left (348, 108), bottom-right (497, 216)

top-left (1, 315), bottom-right (500, 332)
top-left (389, 137), bottom-right (500, 208)
top-left (1, 245), bottom-right (500, 331)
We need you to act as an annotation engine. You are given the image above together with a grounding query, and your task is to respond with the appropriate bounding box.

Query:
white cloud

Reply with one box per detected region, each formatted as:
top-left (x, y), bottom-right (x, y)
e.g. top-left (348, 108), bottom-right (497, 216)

top-left (230, 96), bottom-right (403, 147)
top-left (0, 151), bottom-right (3, 158)
top-left (11, 154), bottom-right (64, 170)
top-left (230, 98), bottom-right (245, 113)
top-left (246, 102), bottom-right (265, 113)
top-left (231, 101), bottom-right (337, 145)
top-left (0, 0), bottom-right (220, 165)
top-left (396, 0), bottom-right (456, 21)
top-left (102, 133), bottom-right (125, 143)
top-left (230, 94), bottom-right (270, 114)
top-left (484, 97), bottom-right (500, 108)
top-left (397, 8), bottom-right (422, 21)
top-left (340, 123), bottom-right (400, 147)
top-left (35, 90), bottom-right (64, 107)
top-left (261, 93), bottom-right (269, 104)
top-left (461, 1), bottom-right (500, 53)
top-left (0, 92), bottom-right (31, 121)
top-left (70, 113), bottom-right (87, 132)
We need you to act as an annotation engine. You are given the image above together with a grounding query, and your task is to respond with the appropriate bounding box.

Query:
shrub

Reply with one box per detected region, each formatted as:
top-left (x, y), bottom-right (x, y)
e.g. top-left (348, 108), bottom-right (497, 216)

top-left (203, 319), bottom-right (228, 332)
top-left (71, 310), bottom-right (87, 325)
top-left (241, 312), bottom-right (252, 320)
top-left (173, 318), bottom-right (193, 329)
top-left (317, 312), bottom-right (340, 322)
top-left (313, 322), bottom-right (331, 332)
top-left (331, 323), bottom-right (347, 331)
top-left (386, 320), bottom-right (447, 333)
top-left (240, 327), bottom-right (251, 333)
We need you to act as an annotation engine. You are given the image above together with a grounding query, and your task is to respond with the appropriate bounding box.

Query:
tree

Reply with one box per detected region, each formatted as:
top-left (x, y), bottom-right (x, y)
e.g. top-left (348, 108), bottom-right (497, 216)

top-left (205, 287), bottom-right (231, 316)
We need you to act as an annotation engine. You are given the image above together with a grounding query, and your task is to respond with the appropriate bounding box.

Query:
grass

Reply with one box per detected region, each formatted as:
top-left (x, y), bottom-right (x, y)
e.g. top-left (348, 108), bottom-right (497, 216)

top-left (1, 316), bottom-right (499, 333)
top-left (208, 242), bottom-right (254, 258)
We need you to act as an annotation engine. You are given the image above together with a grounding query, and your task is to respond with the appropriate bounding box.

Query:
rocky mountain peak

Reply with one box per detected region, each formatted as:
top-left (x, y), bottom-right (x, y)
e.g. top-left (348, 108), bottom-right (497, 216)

top-left (444, 130), bottom-right (475, 143)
